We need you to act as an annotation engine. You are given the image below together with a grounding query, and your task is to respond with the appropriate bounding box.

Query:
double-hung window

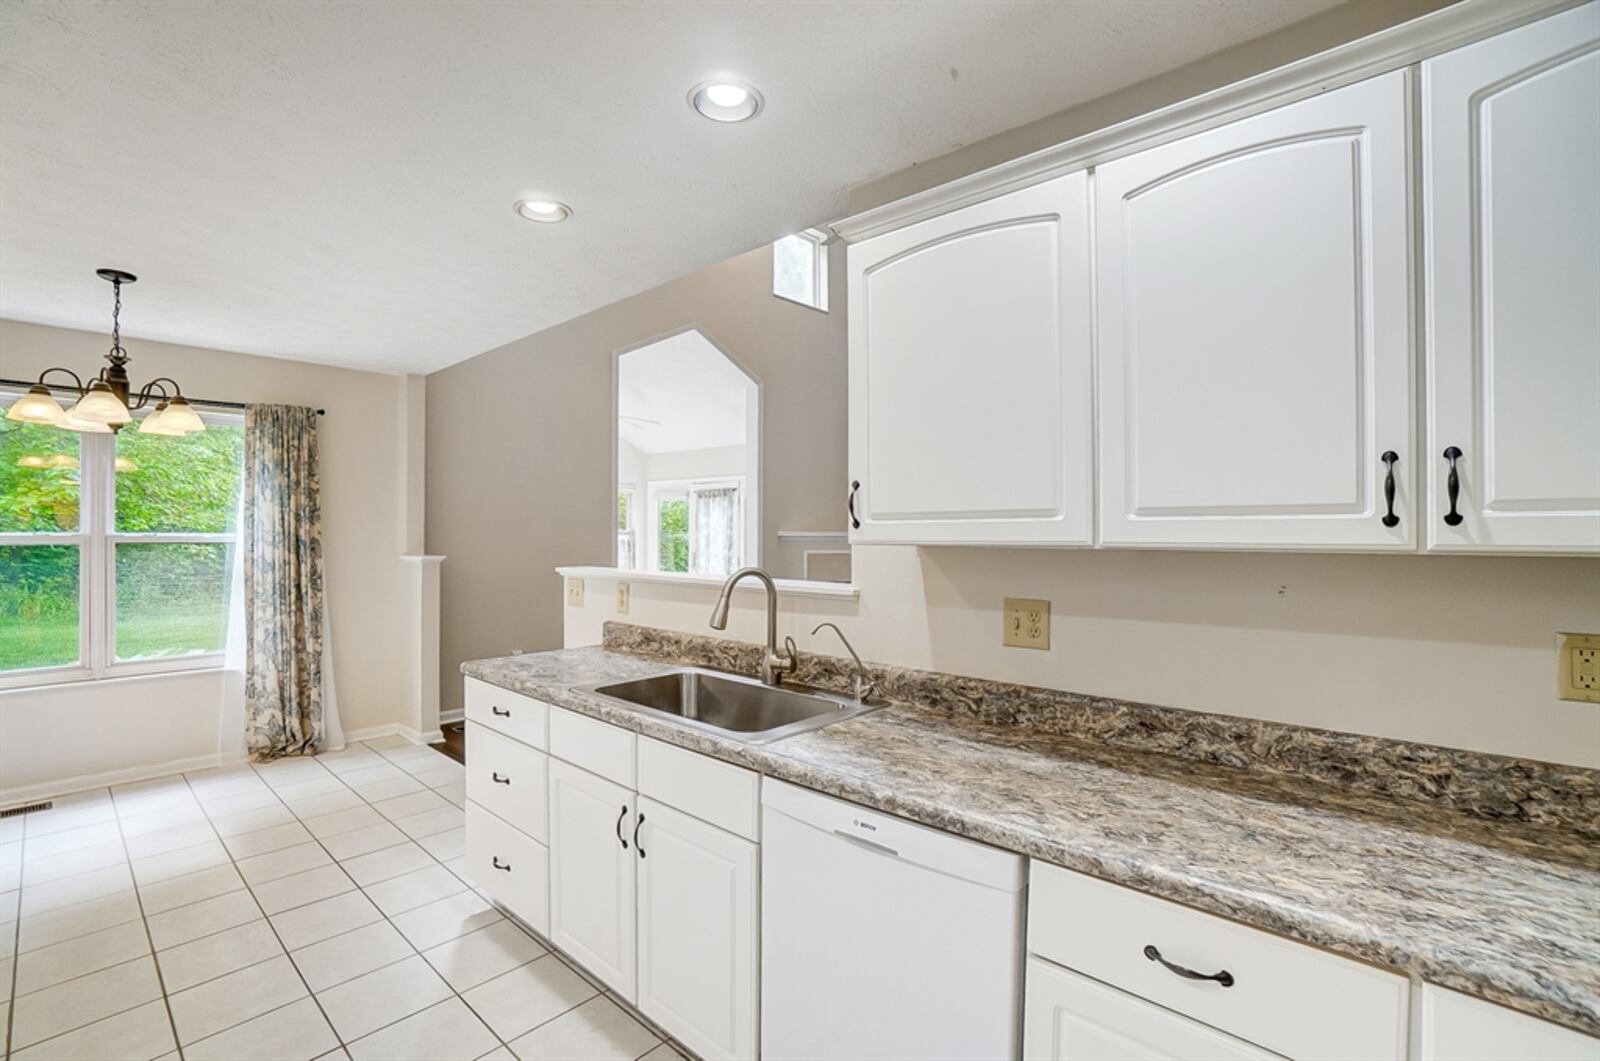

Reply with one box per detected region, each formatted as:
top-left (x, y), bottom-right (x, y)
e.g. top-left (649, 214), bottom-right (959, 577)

top-left (0, 398), bottom-right (245, 686)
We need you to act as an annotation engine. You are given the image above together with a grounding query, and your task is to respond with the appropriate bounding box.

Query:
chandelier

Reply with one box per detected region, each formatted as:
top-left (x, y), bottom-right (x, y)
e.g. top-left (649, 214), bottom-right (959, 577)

top-left (5, 269), bottom-right (207, 436)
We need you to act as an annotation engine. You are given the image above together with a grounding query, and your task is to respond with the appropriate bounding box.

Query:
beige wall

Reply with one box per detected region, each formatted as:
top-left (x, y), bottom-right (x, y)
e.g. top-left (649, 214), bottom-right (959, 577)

top-left (427, 241), bottom-right (847, 711)
top-left (1, 320), bottom-right (417, 794)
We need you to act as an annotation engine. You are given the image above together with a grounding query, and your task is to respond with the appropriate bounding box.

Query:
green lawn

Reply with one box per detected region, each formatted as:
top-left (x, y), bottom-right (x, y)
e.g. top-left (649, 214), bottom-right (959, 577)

top-left (0, 612), bottom-right (226, 672)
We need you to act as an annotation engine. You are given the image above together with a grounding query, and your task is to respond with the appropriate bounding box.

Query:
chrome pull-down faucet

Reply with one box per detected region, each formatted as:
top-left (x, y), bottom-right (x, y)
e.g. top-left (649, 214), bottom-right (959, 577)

top-left (709, 567), bottom-right (796, 686)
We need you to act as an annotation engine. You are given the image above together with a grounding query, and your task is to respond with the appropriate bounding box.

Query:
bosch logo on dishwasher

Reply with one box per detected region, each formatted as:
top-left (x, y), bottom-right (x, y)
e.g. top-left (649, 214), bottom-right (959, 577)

top-left (852, 818), bottom-right (878, 832)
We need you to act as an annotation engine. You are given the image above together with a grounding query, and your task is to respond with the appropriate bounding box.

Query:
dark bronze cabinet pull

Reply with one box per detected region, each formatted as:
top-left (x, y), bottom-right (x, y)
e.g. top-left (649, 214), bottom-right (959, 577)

top-left (492, 856), bottom-right (511, 872)
top-left (1144, 945), bottom-right (1234, 988)
top-left (848, 480), bottom-right (861, 530)
top-left (1442, 446), bottom-right (1464, 526)
top-left (615, 805), bottom-right (629, 849)
top-left (634, 812), bottom-right (646, 858)
top-left (491, 772), bottom-right (510, 785)
top-left (1380, 451), bottom-right (1399, 528)
top-left (492, 705), bottom-right (510, 717)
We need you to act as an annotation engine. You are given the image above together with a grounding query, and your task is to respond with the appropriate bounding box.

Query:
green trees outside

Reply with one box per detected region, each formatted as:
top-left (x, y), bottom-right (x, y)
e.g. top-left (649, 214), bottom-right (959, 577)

top-left (657, 498), bottom-right (690, 573)
top-left (0, 415), bottom-right (244, 671)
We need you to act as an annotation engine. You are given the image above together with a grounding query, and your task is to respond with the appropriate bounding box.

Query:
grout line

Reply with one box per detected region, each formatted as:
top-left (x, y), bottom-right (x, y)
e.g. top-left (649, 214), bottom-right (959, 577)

top-left (108, 788), bottom-right (187, 1061)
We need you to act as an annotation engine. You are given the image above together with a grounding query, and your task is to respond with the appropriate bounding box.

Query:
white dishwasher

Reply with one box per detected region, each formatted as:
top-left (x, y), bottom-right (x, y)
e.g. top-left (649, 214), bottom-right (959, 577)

top-left (761, 779), bottom-right (1027, 1060)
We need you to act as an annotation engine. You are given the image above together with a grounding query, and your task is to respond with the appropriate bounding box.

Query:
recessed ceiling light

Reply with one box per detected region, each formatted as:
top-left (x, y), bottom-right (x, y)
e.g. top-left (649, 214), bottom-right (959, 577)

top-left (689, 80), bottom-right (763, 123)
top-left (514, 199), bottom-right (571, 223)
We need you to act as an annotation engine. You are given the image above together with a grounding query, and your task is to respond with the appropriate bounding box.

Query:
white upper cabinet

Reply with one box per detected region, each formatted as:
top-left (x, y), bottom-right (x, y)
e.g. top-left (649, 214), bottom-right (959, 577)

top-left (847, 171), bottom-right (1093, 544)
top-left (1095, 71), bottom-right (1413, 550)
top-left (1422, 2), bottom-right (1600, 554)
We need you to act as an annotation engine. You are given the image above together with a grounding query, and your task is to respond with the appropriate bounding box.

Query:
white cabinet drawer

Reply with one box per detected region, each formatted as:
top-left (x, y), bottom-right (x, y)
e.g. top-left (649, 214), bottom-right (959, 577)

top-left (466, 723), bottom-right (548, 844)
top-left (1024, 956), bottom-right (1284, 1060)
top-left (549, 706), bottom-right (635, 788)
top-left (637, 736), bottom-right (760, 841)
top-left (466, 800), bottom-right (549, 936)
top-left (464, 677), bottom-right (549, 751)
top-left (1028, 862), bottom-right (1407, 1060)
top-left (1419, 985), bottom-right (1599, 1060)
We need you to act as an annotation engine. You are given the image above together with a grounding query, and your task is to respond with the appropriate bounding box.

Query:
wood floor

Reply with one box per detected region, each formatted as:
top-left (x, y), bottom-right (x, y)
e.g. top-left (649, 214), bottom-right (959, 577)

top-left (432, 721), bottom-right (466, 764)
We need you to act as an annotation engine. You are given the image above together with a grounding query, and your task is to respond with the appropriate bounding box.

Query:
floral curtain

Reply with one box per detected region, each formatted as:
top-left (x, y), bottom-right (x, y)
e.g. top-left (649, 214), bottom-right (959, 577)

top-left (243, 404), bottom-right (325, 758)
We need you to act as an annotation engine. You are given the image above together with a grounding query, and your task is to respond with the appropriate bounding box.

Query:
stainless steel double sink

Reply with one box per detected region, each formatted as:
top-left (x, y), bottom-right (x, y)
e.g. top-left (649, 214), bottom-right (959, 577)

top-left (579, 667), bottom-right (877, 744)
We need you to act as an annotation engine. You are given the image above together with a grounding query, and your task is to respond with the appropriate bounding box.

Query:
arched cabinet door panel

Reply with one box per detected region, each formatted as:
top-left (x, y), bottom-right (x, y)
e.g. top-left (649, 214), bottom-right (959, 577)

top-left (1423, 2), bottom-right (1600, 554)
top-left (1095, 70), bottom-right (1414, 550)
top-left (847, 171), bottom-right (1093, 545)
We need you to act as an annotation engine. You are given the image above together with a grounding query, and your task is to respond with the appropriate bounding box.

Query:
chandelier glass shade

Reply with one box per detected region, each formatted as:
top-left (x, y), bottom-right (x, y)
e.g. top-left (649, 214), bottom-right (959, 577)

top-left (3, 269), bottom-right (207, 437)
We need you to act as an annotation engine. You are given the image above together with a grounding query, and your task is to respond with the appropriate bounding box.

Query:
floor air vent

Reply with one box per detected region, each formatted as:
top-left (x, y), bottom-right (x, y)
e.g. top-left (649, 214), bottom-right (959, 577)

top-left (0, 800), bottom-right (52, 818)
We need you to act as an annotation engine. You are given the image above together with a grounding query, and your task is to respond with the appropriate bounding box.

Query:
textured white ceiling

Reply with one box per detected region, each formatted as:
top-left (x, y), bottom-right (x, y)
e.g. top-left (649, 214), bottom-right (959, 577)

top-left (618, 330), bottom-right (752, 454)
top-left (0, 0), bottom-right (1339, 374)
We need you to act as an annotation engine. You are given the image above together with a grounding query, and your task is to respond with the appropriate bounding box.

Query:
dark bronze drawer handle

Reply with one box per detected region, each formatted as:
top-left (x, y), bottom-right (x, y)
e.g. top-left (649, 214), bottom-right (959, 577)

top-left (1442, 446), bottom-right (1464, 526)
top-left (492, 856), bottom-right (511, 872)
top-left (634, 812), bottom-right (646, 859)
top-left (1380, 450), bottom-right (1399, 528)
top-left (491, 772), bottom-right (510, 785)
top-left (848, 480), bottom-right (861, 530)
top-left (492, 705), bottom-right (511, 717)
top-left (615, 804), bottom-right (629, 849)
top-left (1144, 945), bottom-right (1234, 988)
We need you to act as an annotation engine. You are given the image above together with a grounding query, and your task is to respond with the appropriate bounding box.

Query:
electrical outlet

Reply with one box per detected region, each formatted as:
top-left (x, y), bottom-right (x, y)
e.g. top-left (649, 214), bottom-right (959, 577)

top-left (617, 582), bottom-right (630, 614)
top-left (1003, 597), bottom-right (1050, 650)
top-left (566, 578), bottom-right (584, 607)
top-left (1557, 632), bottom-right (1600, 703)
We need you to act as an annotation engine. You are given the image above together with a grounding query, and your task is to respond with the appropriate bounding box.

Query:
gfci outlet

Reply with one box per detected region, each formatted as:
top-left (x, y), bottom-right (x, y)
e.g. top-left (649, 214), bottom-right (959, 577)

top-left (566, 578), bottom-right (584, 607)
top-left (617, 582), bottom-right (630, 614)
top-left (1557, 632), bottom-right (1600, 704)
top-left (1003, 597), bottom-right (1050, 650)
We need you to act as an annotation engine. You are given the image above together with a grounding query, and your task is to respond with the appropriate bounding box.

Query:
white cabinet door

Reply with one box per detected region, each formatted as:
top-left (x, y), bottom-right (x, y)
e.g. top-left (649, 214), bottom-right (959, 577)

top-left (1419, 984), bottom-right (1599, 1060)
top-left (1422, 2), bottom-right (1600, 554)
top-left (547, 758), bottom-right (636, 1001)
top-left (634, 797), bottom-right (758, 1061)
top-left (847, 170), bottom-right (1093, 544)
top-left (1023, 957), bottom-right (1285, 1060)
top-left (1096, 71), bottom-right (1413, 550)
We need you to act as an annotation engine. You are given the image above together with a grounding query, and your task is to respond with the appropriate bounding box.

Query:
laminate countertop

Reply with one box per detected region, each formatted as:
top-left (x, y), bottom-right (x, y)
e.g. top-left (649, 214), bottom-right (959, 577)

top-left (461, 645), bottom-right (1600, 1036)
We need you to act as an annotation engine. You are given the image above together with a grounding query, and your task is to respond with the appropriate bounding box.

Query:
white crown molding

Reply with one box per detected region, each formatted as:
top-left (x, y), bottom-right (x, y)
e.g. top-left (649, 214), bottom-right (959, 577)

top-left (829, 0), bottom-right (1580, 243)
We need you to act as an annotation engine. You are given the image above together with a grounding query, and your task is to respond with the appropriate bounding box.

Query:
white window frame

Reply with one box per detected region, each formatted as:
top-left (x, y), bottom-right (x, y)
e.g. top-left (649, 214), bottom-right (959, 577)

top-left (616, 484), bottom-right (638, 571)
top-left (645, 477), bottom-right (745, 575)
top-left (0, 402), bottom-right (243, 689)
top-left (772, 228), bottom-right (830, 312)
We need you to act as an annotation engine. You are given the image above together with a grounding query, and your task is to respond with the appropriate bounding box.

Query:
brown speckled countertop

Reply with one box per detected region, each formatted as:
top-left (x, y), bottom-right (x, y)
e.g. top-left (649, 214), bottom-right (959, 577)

top-left (462, 633), bottom-right (1600, 1036)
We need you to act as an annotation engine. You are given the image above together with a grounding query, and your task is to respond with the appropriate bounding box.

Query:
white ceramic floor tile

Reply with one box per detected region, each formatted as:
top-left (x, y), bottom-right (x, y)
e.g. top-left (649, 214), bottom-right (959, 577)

top-left (156, 918), bottom-right (283, 993)
top-left (462, 953), bottom-right (597, 1042)
top-left (21, 798), bottom-right (117, 838)
top-left (198, 787), bottom-right (282, 818)
top-left (117, 802), bottom-right (210, 839)
top-left (270, 889), bottom-right (383, 950)
top-left (8, 954), bottom-right (163, 1049)
top-left (2, 886), bottom-right (22, 925)
top-left (20, 861), bottom-right (133, 916)
top-left (23, 821), bottom-right (121, 862)
top-left (8, 998), bottom-right (175, 1061)
top-left (238, 840), bottom-right (333, 885)
top-left (123, 821), bottom-right (218, 861)
top-left (251, 863), bottom-right (355, 915)
top-left (395, 807), bottom-right (464, 840)
top-left (224, 821), bottom-right (314, 860)
top-left (379, 743), bottom-right (441, 763)
top-left (435, 782), bottom-right (470, 809)
top-left (182, 995), bottom-right (339, 1061)
top-left (363, 864), bottom-right (467, 916)
top-left (187, 770), bottom-right (268, 801)
top-left (283, 788), bottom-right (364, 819)
top-left (138, 863), bottom-right (245, 915)
top-left (350, 775), bottom-right (426, 803)
top-left (2, 840), bottom-right (21, 890)
top-left (290, 919), bottom-right (414, 992)
top-left (146, 888), bottom-right (261, 949)
top-left (423, 919), bottom-right (546, 992)
top-left (411, 763), bottom-right (465, 790)
top-left (507, 996), bottom-right (658, 1061)
top-left (13, 918), bottom-right (151, 996)
top-left (320, 820), bottom-right (410, 860)
top-left (319, 750), bottom-right (389, 775)
top-left (363, 734), bottom-right (410, 750)
top-left (21, 838), bottom-right (128, 885)
top-left (303, 804), bottom-right (384, 840)
top-left (477, 1050), bottom-right (517, 1061)
top-left (132, 839), bottom-right (231, 885)
top-left (269, 774), bottom-right (346, 800)
top-left (373, 790), bottom-right (452, 821)
top-left (315, 953), bottom-right (453, 1042)
top-left (18, 889), bottom-right (143, 953)
top-left (339, 763), bottom-right (410, 791)
top-left (417, 827), bottom-right (466, 862)
top-left (638, 1045), bottom-right (689, 1061)
top-left (208, 803), bottom-right (297, 839)
top-left (168, 953), bottom-right (308, 1044)
top-left (340, 841), bottom-right (434, 886)
top-left (389, 891), bottom-right (503, 951)
top-left (347, 997), bottom-right (500, 1061)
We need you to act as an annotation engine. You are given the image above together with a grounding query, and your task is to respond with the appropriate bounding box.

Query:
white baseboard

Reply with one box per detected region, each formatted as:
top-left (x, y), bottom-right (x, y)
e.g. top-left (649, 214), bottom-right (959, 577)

top-left (439, 708), bottom-right (464, 725)
top-left (403, 726), bottom-right (445, 746)
top-left (0, 752), bottom-right (223, 811)
top-left (343, 723), bottom-right (444, 747)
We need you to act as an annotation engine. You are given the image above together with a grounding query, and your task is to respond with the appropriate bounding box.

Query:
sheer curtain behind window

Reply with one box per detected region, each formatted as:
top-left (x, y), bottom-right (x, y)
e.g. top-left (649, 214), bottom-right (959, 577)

top-left (690, 485), bottom-right (741, 575)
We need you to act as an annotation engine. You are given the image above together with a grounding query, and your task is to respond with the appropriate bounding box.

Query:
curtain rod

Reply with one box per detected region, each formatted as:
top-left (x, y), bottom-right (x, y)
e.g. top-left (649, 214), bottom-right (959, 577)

top-left (0, 378), bottom-right (326, 415)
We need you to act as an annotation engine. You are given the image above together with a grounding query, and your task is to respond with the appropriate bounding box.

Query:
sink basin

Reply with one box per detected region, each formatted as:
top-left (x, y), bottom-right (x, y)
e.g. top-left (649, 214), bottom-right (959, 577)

top-left (579, 668), bottom-right (877, 744)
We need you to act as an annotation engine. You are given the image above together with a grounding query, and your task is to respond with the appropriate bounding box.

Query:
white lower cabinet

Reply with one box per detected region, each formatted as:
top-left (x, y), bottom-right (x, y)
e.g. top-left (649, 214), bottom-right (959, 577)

top-left (1024, 957), bottom-right (1283, 1060)
top-left (635, 796), bottom-right (759, 1060)
top-left (1419, 985), bottom-right (1599, 1061)
top-left (547, 756), bottom-right (638, 1001)
top-left (465, 800), bottom-right (550, 936)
